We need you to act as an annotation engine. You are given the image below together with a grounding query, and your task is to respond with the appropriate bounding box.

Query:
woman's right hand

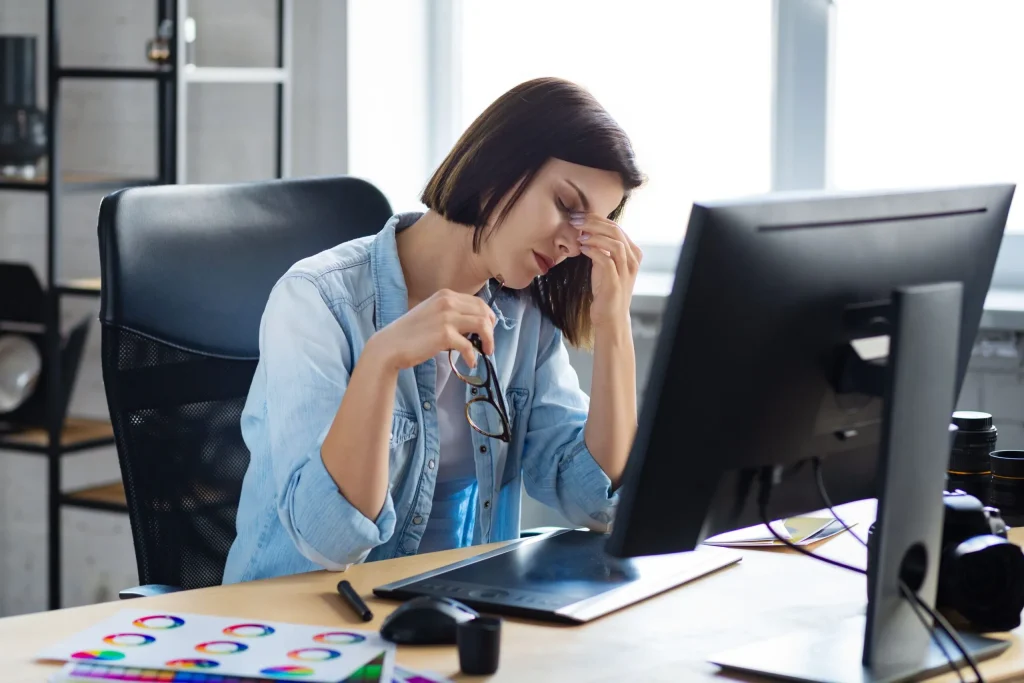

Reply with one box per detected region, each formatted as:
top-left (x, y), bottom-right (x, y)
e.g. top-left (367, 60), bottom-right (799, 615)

top-left (367, 289), bottom-right (497, 372)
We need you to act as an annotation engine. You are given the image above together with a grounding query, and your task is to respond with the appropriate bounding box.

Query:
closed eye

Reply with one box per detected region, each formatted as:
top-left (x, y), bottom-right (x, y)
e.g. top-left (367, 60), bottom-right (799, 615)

top-left (556, 197), bottom-right (578, 214)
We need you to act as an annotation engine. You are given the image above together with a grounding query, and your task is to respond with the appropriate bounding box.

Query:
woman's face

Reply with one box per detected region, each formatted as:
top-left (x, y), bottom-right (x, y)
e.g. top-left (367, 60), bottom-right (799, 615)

top-left (482, 158), bottom-right (626, 290)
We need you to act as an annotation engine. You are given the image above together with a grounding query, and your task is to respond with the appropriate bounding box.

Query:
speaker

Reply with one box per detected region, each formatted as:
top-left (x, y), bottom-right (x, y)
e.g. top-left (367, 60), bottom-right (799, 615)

top-left (0, 263), bottom-right (90, 434)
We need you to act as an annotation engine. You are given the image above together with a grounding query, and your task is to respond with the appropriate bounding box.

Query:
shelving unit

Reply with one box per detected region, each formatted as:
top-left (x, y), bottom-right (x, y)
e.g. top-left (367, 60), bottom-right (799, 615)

top-left (0, 0), bottom-right (293, 610)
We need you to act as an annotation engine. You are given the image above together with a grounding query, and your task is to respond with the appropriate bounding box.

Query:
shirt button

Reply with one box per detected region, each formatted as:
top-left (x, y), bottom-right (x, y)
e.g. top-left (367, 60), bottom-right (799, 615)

top-left (413, 515), bottom-right (424, 525)
top-left (470, 388), bottom-right (478, 395)
top-left (479, 445), bottom-right (487, 453)
top-left (483, 500), bottom-right (491, 509)
top-left (428, 459), bottom-right (435, 470)
top-left (423, 401), bottom-right (432, 411)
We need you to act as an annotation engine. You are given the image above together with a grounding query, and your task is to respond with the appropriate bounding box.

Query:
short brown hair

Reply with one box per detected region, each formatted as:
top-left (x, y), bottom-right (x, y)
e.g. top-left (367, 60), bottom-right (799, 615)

top-left (421, 77), bottom-right (644, 348)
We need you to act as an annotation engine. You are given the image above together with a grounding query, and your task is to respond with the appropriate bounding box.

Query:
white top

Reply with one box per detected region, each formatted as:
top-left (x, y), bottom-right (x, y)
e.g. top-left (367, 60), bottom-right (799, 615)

top-left (432, 352), bottom-right (477, 482)
top-left (417, 352), bottom-right (478, 552)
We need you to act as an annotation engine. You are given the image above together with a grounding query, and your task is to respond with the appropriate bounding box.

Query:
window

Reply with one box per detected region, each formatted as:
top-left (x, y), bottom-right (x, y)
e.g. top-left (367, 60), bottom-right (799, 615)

top-left (833, 0), bottom-right (1024, 231)
top-left (458, 0), bottom-right (772, 245)
top-left (346, 0), bottom-right (430, 212)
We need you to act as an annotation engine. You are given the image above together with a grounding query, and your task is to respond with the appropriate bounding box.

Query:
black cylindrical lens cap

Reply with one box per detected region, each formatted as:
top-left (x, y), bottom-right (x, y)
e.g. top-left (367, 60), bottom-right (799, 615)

top-left (950, 411), bottom-right (997, 473)
top-left (953, 411), bottom-right (994, 432)
top-left (457, 616), bottom-right (501, 676)
top-left (992, 450), bottom-right (1024, 479)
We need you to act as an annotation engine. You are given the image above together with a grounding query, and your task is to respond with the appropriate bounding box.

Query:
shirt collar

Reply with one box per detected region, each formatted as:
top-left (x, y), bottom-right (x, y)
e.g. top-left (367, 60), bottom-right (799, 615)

top-left (370, 212), bottom-right (519, 331)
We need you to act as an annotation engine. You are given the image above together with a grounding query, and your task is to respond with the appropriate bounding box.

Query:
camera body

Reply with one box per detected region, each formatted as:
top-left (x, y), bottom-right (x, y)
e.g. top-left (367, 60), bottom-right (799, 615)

top-left (868, 490), bottom-right (1024, 632)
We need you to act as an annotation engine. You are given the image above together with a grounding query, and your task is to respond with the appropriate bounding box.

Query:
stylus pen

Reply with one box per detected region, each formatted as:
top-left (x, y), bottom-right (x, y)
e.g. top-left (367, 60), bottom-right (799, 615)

top-left (337, 580), bottom-right (373, 622)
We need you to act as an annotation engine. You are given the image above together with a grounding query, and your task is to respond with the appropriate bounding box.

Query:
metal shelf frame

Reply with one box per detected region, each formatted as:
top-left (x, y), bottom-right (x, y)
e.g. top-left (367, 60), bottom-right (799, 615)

top-left (0, 0), bottom-right (293, 610)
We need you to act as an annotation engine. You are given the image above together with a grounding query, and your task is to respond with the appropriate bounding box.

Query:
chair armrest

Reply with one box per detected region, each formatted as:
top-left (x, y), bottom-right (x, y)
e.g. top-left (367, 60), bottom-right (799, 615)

top-left (519, 526), bottom-right (569, 538)
top-left (119, 584), bottom-right (184, 600)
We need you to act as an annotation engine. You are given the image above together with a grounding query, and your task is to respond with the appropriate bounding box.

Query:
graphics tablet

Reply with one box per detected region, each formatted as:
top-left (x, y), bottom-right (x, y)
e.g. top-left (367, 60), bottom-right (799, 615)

top-left (373, 529), bottom-right (741, 624)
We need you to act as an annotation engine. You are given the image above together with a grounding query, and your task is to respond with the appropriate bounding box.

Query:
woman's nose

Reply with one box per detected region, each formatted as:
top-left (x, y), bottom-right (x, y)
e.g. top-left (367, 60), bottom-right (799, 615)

top-left (557, 226), bottom-right (582, 258)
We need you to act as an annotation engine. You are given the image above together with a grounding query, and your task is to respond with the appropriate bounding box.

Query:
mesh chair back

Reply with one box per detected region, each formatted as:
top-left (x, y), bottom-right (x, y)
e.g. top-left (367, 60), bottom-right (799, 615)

top-left (98, 176), bottom-right (392, 588)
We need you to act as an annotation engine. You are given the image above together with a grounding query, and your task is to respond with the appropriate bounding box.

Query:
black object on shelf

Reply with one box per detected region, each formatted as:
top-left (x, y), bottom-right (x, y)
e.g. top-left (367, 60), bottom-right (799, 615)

top-left (0, 263), bottom-right (90, 436)
top-left (0, 0), bottom-right (181, 614)
top-left (0, 35), bottom-right (48, 177)
top-left (0, 0), bottom-right (293, 613)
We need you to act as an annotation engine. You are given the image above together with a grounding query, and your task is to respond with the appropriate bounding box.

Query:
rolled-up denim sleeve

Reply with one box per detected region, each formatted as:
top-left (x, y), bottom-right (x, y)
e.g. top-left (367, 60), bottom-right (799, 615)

top-left (259, 275), bottom-right (396, 569)
top-left (520, 322), bottom-right (618, 531)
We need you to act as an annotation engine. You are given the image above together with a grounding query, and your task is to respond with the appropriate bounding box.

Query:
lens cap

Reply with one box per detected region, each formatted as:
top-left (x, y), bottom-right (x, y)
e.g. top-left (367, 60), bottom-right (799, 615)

top-left (953, 411), bottom-right (995, 432)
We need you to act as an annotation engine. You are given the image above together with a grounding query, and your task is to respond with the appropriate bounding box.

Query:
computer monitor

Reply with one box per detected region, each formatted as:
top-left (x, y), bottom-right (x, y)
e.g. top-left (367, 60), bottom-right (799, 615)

top-left (605, 184), bottom-right (1015, 682)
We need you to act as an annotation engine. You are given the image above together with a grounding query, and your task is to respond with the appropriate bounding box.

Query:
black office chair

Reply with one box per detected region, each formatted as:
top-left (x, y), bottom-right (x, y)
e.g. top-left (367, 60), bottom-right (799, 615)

top-left (97, 176), bottom-right (392, 597)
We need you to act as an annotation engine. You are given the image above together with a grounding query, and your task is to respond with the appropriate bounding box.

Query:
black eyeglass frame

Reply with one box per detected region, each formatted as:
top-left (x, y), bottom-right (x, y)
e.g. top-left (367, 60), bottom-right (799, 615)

top-left (448, 339), bottom-right (511, 442)
top-left (447, 283), bottom-right (511, 442)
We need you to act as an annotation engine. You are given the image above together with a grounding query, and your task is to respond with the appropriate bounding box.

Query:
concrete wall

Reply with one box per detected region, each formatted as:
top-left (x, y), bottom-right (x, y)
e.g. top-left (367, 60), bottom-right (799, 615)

top-left (0, 0), bottom-right (347, 617)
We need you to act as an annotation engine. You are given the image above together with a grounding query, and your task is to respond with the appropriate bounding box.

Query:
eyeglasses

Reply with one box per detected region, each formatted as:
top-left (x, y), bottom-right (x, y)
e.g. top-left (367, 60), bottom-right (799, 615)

top-left (448, 282), bottom-right (511, 443)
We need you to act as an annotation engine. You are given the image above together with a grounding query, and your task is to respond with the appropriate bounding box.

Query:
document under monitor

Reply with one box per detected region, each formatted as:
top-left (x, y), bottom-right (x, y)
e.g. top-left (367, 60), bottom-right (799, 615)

top-left (377, 184), bottom-right (1015, 681)
top-left (606, 183), bottom-right (1015, 682)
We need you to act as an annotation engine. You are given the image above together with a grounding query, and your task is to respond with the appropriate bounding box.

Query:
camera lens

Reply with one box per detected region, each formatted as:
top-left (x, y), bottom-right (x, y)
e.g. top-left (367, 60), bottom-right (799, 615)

top-left (990, 450), bottom-right (1024, 527)
top-left (948, 411), bottom-right (997, 503)
top-left (942, 535), bottom-right (1024, 632)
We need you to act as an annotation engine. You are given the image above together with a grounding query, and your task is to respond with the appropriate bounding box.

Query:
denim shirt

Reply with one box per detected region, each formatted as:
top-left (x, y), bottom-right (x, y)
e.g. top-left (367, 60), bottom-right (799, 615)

top-left (222, 213), bottom-right (618, 583)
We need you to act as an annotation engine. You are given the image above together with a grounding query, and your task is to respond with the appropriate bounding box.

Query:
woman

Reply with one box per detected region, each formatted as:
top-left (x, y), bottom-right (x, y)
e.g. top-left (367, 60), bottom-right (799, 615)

top-left (223, 77), bottom-right (645, 583)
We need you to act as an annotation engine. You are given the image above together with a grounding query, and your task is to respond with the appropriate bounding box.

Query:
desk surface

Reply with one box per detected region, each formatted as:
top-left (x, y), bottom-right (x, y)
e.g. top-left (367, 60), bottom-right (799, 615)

top-left (5, 501), bottom-right (1024, 682)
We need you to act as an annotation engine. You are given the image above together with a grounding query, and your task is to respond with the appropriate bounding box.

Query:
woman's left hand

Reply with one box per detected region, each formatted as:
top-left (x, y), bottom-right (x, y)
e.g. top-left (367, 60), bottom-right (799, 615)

top-left (571, 212), bottom-right (642, 333)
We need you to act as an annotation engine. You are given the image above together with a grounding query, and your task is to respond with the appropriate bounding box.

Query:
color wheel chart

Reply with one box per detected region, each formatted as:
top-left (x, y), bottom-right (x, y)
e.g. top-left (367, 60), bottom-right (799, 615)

top-left (38, 610), bottom-right (395, 683)
top-left (58, 653), bottom-right (393, 682)
top-left (70, 650), bottom-right (125, 662)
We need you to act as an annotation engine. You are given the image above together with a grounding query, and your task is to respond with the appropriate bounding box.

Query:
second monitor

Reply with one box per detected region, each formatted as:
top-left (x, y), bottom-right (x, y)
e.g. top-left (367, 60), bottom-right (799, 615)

top-left (608, 184), bottom-right (1013, 557)
top-left (607, 183), bottom-right (1015, 682)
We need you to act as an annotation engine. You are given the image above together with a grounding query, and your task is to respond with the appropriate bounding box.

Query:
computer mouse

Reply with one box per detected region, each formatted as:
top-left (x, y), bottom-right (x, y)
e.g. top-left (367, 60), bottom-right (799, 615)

top-left (379, 595), bottom-right (479, 645)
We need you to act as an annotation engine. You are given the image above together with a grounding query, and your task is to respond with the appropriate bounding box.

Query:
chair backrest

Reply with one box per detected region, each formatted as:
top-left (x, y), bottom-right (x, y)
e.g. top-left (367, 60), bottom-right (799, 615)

top-left (98, 176), bottom-right (392, 589)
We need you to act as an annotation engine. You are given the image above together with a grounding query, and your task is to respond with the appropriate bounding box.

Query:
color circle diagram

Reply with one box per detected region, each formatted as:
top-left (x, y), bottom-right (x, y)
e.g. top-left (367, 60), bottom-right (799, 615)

top-left (261, 665), bottom-right (316, 677)
top-left (312, 632), bottom-right (366, 646)
top-left (288, 647), bottom-right (341, 662)
top-left (132, 615), bottom-right (185, 630)
top-left (102, 633), bottom-right (155, 647)
top-left (71, 650), bottom-right (125, 661)
top-left (166, 659), bottom-right (219, 669)
top-left (195, 640), bottom-right (248, 655)
top-left (223, 623), bottom-right (276, 638)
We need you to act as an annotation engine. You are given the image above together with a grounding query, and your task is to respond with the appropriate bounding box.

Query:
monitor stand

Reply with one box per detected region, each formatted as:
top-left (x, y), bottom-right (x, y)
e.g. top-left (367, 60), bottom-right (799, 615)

top-left (710, 283), bottom-right (1009, 683)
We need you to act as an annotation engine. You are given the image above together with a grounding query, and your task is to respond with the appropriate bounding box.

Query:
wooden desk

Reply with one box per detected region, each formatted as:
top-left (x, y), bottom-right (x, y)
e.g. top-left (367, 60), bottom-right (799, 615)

top-left (4, 502), bottom-right (1024, 682)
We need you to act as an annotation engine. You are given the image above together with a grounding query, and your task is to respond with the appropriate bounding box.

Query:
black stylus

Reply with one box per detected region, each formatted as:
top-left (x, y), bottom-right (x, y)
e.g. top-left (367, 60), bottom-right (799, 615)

top-left (337, 580), bottom-right (373, 622)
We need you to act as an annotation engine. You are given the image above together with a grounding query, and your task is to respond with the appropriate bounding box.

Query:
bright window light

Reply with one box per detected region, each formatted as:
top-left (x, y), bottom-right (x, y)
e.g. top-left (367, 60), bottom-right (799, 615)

top-left (347, 0), bottom-right (430, 213)
top-left (833, 0), bottom-right (1024, 231)
top-left (459, 1), bottom-right (772, 245)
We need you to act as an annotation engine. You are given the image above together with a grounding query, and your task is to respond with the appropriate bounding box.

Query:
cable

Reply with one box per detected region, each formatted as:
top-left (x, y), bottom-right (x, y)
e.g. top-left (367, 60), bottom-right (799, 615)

top-left (811, 458), bottom-right (984, 683)
top-left (806, 467), bottom-right (965, 681)
top-left (807, 461), bottom-right (967, 680)
top-left (756, 467), bottom-right (867, 575)
top-left (899, 578), bottom-right (966, 683)
top-left (756, 501), bottom-right (868, 574)
top-left (908, 587), bottom-right (985, 683)
top-left (813, 458), bottom-right (867, 547)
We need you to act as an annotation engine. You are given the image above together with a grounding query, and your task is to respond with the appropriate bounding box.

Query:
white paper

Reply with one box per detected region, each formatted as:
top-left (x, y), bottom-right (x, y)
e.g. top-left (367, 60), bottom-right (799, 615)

top-left (704, 519), bottom-right (794, 544)
top-left (704, 516), bottom-right (853, 548)
top-left (37, 609), bottom-right (394, 683)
